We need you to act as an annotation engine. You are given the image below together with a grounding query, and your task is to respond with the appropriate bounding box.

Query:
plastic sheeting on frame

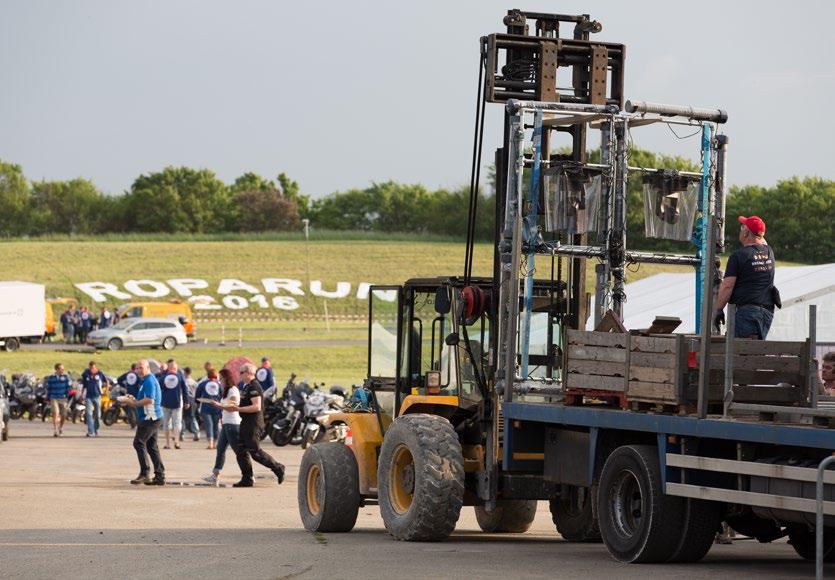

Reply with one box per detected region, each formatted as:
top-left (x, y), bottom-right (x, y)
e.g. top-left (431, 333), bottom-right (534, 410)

top-left (543, 165), bottom-right (604, 236)
top-left (642, 171), bottom-right (700, 241)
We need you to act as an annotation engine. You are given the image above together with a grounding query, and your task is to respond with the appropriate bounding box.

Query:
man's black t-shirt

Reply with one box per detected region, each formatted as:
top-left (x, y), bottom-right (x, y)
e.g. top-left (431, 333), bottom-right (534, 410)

top-left (239, 379), bottom-right (265, 429)
top-left (725, 244), bottom-right (775, 310)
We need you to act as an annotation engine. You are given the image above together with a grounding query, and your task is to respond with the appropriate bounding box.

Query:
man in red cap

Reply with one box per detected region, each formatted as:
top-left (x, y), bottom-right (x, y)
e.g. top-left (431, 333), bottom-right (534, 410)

top-left (713, 215), bottom-right (776, 339)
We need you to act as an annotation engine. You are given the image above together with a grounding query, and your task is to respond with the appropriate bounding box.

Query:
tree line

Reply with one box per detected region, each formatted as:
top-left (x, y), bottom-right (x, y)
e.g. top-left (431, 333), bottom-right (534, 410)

top-left (0, 154), bottom-right (831, 263)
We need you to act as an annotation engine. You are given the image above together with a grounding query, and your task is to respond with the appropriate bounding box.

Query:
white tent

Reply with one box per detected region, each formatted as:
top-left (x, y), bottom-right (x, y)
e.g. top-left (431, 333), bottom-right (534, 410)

top-left (588, 264), bottom-right (835, 342)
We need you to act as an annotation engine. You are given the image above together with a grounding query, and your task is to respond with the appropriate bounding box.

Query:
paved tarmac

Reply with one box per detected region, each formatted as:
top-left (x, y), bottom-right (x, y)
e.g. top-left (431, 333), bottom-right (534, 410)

top-left (0, 420), bottom-right (828, 579)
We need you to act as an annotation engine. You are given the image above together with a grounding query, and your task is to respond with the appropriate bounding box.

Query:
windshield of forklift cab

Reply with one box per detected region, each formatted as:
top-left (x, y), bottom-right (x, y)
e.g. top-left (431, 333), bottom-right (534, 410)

top-left (404, 289), bottom-right (484, 401)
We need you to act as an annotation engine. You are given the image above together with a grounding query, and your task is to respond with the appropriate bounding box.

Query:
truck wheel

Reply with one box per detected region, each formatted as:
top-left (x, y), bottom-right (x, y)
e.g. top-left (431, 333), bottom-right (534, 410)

top-left (162, 337), bottom-right (176, 350)
top-left (598, 445), bottom-right (685, 563)
top-left (378, 414), bottom-right (464, 541)
top-left (550, 485), bottom-right (601, 542)
top-left (4, 338), bottom-right (20, 352)
top-left (475, 500), bottom-right (537, 533)
top-left (297, 443), bottom-right (360, 533)
top-left (107, 338), bottom-right (122, 351)
top-left (788, 527), bottom-right (835, 562)
top-left (667, 499), bottom-right (721, 562)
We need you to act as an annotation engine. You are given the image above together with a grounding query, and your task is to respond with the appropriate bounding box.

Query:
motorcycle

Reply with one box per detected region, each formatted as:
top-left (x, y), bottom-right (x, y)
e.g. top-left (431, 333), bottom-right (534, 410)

top-left (67, 380), bottom-right (86, 424)
top-left (11, 373), bottom-right (38, 421)
top-left (268, 376), bottom-right (312, 447)
top-left (34, 380), bottom-right (50, 421)
top-left (102, 384), bottom-right (136, 427)
top-left (299, 386), bottom-right (347, 449)
top-left (261, 374), bottom-right (294, 442)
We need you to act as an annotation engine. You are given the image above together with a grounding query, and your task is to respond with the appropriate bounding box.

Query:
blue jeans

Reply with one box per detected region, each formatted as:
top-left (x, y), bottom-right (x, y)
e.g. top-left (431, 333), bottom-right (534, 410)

top-left (201, 412), bottom-right (218, 441)
top-left (735, 305), bottom-right (774, 340)
top-left (85, 397), bottom-right (101, 434)
top-left (213, 423), bottom-right (240, 473)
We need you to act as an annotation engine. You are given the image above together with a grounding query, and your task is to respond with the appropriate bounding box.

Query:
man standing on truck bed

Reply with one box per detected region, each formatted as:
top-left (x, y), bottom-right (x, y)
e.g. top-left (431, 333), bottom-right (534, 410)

top-left (714, 215), bottom-right (776, 339)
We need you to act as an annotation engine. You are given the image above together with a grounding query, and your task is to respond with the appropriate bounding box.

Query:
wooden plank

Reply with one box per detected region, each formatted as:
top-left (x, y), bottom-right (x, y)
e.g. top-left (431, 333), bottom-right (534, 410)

top-left (666, 483), bottom-right (835, 516)
top-left (666, 454), bottom-right (835, 485)
top-left (630, 352), bottom-right (677, 369)
top-left (682, 384), bottom-right (804, 404)
top-left (566, 359), bottom-right (625, 377)
top-left (629, 365), bottom-right (677, 384)
top-left (705, 339), bottom-right (806, 356)
top-left (705, 354), bottom-right (802, 372)
top-left (566, 374), bottom-right (627, 392)
top-left (707, 368), bottom-right (804, 386)
top-left (568, 345), bottom-right (626, 363)
top-left (631, 335), bottom-right (677, 354)
top-left (627, 381), bottom-right (677, 401)
top-left (567, 330), bottom-right (627, 348)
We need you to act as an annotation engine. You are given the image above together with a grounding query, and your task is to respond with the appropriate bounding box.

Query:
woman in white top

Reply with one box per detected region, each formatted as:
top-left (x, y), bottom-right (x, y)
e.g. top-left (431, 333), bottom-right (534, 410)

top-left (202, 368), bottom-right (241, 486)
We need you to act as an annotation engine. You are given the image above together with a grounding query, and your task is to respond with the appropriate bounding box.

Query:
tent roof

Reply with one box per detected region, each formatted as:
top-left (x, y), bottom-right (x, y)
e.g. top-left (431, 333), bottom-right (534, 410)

top-left (589, 263), bottom-right (835, 341)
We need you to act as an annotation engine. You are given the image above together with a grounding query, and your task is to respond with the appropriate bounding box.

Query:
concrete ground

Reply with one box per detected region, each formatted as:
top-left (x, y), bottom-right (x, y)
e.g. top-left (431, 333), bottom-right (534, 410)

top-left (0, 420), bottom-right (828, 579)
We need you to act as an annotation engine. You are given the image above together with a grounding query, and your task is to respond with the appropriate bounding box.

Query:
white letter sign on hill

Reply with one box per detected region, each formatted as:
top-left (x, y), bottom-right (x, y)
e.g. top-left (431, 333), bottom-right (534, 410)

top-left (167, 279), bottom-right (209, 297)
top-left (310, 280), bottom-right (351, 299)
top-left (124, 280), bottom-right (170, 298)
top-left (217, 279), bottom-right (261, 295)
top-left (261, 278), bottom-right (305, 296)
top-left (74, 282), bottom-right (132, 303)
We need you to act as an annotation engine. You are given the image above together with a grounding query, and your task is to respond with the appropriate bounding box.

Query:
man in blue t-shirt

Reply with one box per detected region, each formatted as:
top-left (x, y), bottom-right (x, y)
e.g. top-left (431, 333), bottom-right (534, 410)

top-left (715, 216), bottom-right (776, 340)
top-left (256, 357), bottom-right (275, 392)
top-left (125, 359), bottom-right (165, 485)
top-left (80, 361), bottom-right (107, 437)
top-left (46, 362), bottom-right (72, 437)
top-left (159, 359), bottom-right (190, 450)
top-left (117, 363), bottom-right (140, 425)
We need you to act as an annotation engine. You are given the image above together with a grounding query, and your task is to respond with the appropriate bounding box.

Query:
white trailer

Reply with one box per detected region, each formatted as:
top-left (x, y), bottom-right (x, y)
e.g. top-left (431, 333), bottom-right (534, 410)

top-left (0, 281), bottom-right (46, 351)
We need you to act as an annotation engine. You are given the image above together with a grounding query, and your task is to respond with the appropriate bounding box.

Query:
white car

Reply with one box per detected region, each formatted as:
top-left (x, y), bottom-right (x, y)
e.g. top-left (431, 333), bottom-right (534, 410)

top-left (86, 317), bottom-right (188, 351)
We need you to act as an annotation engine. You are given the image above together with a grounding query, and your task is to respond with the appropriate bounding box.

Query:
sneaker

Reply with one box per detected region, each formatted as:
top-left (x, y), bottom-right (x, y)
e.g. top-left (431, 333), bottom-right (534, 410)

top-left (144, 475), bottom-right (165, 486)
top-left (59, 429), bottom-right (63, 436)
top-left (274, 464), bottom-right (286, 485)
top-left (174, 442), bottom-right (180, 450)
top-left (202, 473), bottom-right (219, 486)
top-left (54, 432), bottom-right (58, 438)
top-left (232, 480), bottom-right (254, 488)
top-left (86, 433), bottom-right (92, 438)
top-left (163, 445), bottom-right (170, 450)
top-left (193, 435), bottom-right (200, 442)
top-left (130, 475), bottom-right (151, 485)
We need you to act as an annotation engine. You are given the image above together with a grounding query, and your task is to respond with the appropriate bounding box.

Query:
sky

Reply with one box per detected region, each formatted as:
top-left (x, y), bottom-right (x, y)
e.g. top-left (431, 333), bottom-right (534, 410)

top-left (1, 0), bottom-right (833, 198)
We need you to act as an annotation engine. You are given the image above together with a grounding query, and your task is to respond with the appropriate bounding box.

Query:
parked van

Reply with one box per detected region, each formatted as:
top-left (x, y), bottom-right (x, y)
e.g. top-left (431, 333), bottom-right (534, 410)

top-left (116, 301), bottom-right (195, 338)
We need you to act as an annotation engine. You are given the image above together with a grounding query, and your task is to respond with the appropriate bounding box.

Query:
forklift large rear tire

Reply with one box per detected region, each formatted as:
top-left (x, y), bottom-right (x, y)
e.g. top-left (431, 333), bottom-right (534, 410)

top-left (378, 414), bottom-right (464, 541)
top-left (475, 500), bottom-right (537, 533)
top-left (667, 499), bottom-right (721, 562)
top-left (550, 485), bottom-right (601, 542)
top-left (297, 443), bottom-right (360, 533)
top-left (788, 527), bottom-right (835, 562)
top-left (598, 445), bottom-right (685, 563)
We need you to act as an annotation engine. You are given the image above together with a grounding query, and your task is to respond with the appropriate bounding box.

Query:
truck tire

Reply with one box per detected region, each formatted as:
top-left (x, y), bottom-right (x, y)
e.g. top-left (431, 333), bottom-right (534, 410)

top-left (598, 444), bottom-right (685, 563)
top-left (667, 499), bottom-right (721, 562)
top-left (550, 485), bottom-right (601, 542)
top-left (378, 414), bottom-right (464, 541)
top-left (4, 338), bottom-right (20, 352)
top-left (107, 338), bottom-right (122, 351)
top-left (475, 500), bottom-right (537, 533)
top-left (788, 527), bottom-right (835, 562)
top-left (297, 443), bottom-right (360, 533)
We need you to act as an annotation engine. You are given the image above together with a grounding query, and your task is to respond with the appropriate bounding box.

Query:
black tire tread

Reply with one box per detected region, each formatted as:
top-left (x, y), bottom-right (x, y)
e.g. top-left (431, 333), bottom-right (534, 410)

top-left (297, 442), bottom-right (360, 533)
top-left (549, 486), bottom-right (602, 542)
top-left (668, 499), bottom-right (720, 562)
top-left (598, 444), bottom-right (685, 563)
top-left (378, 414), bottom-right (464, 542)
top-left (475, 500), bottom-right (538, 533)
top-left (788, 528), bottom-right (835, 562)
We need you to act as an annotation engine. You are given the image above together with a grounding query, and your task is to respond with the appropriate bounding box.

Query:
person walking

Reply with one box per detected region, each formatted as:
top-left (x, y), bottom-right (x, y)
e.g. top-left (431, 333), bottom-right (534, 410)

top-left (159, 358), bottom-right (189, 449)
top-left (226, 363), bottom-right (285, 487)
top-left (46, 363), bottom-right (72, 437)
top-left (80, 361), bottom-right (107, 437)
top-left (202, 369), bottom-right (241, 486)
top-left (194, 370), bottom-right (222, 449)
top-left (714, 216), bottom-right (777, 340)
top-left (125, 359), bottom-right (165, 486)
top-left (180, 366), bottom-right (200, 443)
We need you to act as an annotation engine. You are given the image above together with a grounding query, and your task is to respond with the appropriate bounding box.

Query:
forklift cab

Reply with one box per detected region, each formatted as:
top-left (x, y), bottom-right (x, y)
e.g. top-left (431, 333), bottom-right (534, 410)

top-left (366, 279), bottom-right (490, 419)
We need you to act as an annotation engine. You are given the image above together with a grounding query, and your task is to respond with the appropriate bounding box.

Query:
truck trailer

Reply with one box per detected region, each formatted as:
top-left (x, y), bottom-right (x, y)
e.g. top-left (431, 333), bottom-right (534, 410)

top-left (0, 281), bottom-right (46, 351)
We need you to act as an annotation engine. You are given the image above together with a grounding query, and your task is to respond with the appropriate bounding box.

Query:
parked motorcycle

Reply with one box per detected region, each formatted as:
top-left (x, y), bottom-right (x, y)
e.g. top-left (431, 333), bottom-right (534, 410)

top-left (34, 380), bottom-right (50, 421)
top-left (268, 376), bottom-right (312, 447)
top-left (102, 384), bottom-right (136, 427)
top-left (299, 386), bottom-right (346, 449)
top-left (11, 373), bottom-right (38, 420)
top-left (67, 382), bottom-right (86, 424)
top-left (262, 373), bottom-right (294, 442)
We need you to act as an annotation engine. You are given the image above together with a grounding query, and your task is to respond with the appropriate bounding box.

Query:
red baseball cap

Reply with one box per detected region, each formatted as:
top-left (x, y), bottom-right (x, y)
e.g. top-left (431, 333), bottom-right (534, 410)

top-left (738, 215), bottom-right (766, 235)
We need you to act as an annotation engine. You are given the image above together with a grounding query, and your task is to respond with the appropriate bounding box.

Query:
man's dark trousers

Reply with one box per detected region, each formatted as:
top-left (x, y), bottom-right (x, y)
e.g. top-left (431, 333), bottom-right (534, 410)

top-left (234, 422), bottom-right (283, 482)
top-left (133, 419), bottom-right (165, 477)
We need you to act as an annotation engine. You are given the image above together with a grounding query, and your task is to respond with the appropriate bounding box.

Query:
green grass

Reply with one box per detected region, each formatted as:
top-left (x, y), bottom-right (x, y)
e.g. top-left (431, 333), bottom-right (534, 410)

top-left (0, 344), bottom-right (367, 387)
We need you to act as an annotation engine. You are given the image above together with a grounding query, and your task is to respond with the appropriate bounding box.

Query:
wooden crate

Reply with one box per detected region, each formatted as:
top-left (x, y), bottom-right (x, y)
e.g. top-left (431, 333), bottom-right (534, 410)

top-left (563, 330), bottom-right (808, 410)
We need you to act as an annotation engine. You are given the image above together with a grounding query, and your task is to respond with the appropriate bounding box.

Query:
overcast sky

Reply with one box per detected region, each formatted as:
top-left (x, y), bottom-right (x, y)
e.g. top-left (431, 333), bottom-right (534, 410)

top-left (2, 1), bottom-right (833, 198)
